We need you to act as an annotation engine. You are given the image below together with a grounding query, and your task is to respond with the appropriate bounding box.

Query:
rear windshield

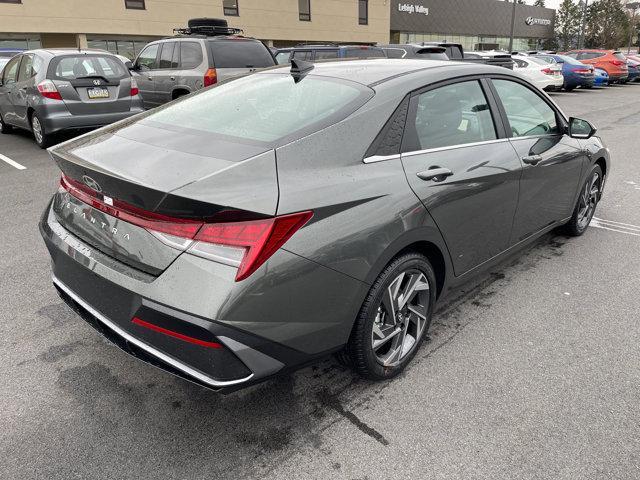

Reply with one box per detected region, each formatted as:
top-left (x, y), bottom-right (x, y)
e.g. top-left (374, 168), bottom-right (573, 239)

top-left (415, 51), bottom-right (449, 60)
top-left (343, 47), bottom-right (386, 59)
top-left (527, 57), bottom-right (548, 66)
top-left (209, 40), bottom-right (275, 68)
top-left (614, 52), bottom-right (627, 61)
top-left (143, 73), bottom-right (372, 145)
top-left (558, 55), bottom-right (583, 65)
top-left (48, 55), bottom-right (127, 80)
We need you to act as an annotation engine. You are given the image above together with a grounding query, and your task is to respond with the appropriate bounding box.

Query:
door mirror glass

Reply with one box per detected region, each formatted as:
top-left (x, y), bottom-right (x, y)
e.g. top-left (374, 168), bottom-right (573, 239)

top-left (569, 117), bottom-right (596, 139)
top-left (125, 61), bottom-right (134, 70)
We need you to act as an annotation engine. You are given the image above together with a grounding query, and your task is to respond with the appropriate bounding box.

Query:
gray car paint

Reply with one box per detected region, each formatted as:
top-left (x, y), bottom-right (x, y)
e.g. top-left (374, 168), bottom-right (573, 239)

top-left (0, 48), bottom-right (144, 135)
top-left (40, 59), bottom-right (610, 391)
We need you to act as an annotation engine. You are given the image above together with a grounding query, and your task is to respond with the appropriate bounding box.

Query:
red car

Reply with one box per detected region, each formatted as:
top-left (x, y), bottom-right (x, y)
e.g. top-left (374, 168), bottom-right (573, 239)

top-left (564, 49), bottom-right (629, 84)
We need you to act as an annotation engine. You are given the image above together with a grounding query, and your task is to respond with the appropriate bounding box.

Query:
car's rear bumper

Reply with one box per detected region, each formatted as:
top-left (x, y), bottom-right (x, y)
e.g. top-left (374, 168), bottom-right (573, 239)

top-left (39, 200), bottom-right (362, 391)
top-left (39, 107), bottom-right (145, 134)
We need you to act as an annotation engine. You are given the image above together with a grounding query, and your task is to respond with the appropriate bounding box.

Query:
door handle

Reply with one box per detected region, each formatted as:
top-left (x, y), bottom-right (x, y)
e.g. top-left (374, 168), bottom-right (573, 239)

top-left (522, 155), bottom-right (542, 166)
top-left (170, 76), bottom-right (176, 81)
top-left (416, 167), bottom-right (453, 182)
top-left (147, 76), bottom-right (153, 81)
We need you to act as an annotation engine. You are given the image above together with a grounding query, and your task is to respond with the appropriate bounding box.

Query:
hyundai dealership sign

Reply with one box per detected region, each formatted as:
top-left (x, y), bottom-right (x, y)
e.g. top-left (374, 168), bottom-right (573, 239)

top-left (525, 16), bottom-right (552, 26)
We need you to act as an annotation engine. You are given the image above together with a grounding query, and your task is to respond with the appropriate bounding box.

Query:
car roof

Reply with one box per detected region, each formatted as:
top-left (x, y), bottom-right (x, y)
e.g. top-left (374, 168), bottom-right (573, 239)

top-left (263, 58), bottom-right (499, 87)
top-left (24, 48), bottom-right (119, 57)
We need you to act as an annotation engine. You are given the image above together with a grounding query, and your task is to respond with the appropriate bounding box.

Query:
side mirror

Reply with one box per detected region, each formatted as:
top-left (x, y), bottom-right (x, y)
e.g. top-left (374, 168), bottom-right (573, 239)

top-left (125, 61), bottom-right (134, 70)
top-left (568, 117), bottom-right (596, 139)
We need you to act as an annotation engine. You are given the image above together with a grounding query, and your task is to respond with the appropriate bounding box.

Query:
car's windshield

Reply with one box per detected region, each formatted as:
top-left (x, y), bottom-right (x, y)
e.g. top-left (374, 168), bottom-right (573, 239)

top-left (49, 55), bottom-right (127, 80)
top-left (143, 73), bottom-right (372, 144)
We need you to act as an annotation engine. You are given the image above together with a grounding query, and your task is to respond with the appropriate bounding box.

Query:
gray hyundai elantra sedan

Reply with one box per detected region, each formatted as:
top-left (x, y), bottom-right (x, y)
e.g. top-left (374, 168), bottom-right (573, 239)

top-left (40, 59), bottom-right (609, 392)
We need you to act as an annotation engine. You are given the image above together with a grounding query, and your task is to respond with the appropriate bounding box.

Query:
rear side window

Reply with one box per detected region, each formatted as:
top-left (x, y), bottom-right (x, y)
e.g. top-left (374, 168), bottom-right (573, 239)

top-left (384, 48), bottom-right (406, 59)
top-left (180, 42), bottom-right (203, 69)
top-left (343, 47), bottom-right (385, 59)
top-left (445, 46), bottom-right (463, 60)
top-left (492, 79), bottom-right (558, 137)
top-left (49, 55), bottom-right (127, 80)
top-left (408, 81), bottom-right (496, 150)
top-left (17, 54), bottom-right (33, 81)
top-left (315, 50), bottom-right (339, 60)
top-left (291, 50), bottom-right (313, 61)
top-left (144, 73), bottom-right (372, 144)
top-left (209, 40), bottom-right (274, 68)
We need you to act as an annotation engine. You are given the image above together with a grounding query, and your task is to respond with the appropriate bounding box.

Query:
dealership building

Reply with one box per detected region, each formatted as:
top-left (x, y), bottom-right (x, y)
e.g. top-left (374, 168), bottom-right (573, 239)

top-left (391, 0), bottom-right (555, 52)
top-left (0, 0), bottom-right (555, 59)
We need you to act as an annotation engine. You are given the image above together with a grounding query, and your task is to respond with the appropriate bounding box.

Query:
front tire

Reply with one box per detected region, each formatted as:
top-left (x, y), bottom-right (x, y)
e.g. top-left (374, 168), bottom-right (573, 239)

top-left (562, 164), bottom-right (603, 236)
top-left (346, 253), bottom-right (437, 380)
top-left (30, 112), bottom-right (51, 149)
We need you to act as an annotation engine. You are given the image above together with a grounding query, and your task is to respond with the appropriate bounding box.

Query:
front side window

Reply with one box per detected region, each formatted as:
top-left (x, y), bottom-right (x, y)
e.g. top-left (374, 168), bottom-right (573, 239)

top-left (299, 0), bottom-right (311, 21)
top-left (144, 73), bottom-right (371, 144)
top-left (409, 81), bottom-right (497, 150)
top-left (136, 44), bottom-right (159, 70)
top-left (492, 79), bottom-right (559, 137)
top-left (358, 0), bottom-right (368, 25)
top-left (223, 0), bottom-right (239, 16)
top-left (2, 55), bottom-right (20, 84)
top-left (124, 0), bottom-right (145, 9)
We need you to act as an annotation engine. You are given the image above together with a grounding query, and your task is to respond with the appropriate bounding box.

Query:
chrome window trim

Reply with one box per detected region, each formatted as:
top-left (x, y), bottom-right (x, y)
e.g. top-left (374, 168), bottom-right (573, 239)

top-left (52, 276), bottom-right (254, 388)
top-left (362, 153), bottom-right (401, 164)
top-left (401, 138), bottom-right (510, 158)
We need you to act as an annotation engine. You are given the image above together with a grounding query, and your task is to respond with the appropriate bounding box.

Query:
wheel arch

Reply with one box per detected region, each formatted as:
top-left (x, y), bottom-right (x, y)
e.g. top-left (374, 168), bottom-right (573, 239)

top-left (364, 228), bottom-right (452, 299)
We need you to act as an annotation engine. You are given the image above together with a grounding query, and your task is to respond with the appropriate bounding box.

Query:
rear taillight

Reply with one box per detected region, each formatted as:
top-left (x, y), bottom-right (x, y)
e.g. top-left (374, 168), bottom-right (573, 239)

top-left (130, 77), bottom-right (139, 97)
top-left (611, 60), bottom-right (625, 66)
top-left (190, 212), bottom-right (313, 281)
top-left (541, 67), bottom-right (553, 75)
top-left (59, 174), bottom-right (312, 281)
top-left (37, 80), bottom-right (62, 100)
top-left (204, 68), bottom-right (218, 87)
top-left (573, 68), bottom-right (592, 74)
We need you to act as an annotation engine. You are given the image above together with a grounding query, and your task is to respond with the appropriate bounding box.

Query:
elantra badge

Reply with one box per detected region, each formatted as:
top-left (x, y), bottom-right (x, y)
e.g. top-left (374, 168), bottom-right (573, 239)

top-left (82, 175), bottom-right (102, 192)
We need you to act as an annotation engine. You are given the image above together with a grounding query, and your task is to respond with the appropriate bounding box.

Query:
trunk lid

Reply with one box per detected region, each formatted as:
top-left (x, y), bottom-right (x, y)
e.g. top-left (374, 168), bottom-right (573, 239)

top-left (49, 120), bottom-right (278, 275)
top-left (47, 54), bottom-right (133, 115)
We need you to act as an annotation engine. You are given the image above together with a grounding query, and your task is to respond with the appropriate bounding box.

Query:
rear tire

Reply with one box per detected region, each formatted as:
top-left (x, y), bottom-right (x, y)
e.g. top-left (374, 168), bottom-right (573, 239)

top-left (561, 164), bottom-right (603, 237)
top-left (0, 114), bottom-right (12, 134)
top-left (346, 252), bottom-right (437, 380)
top-left (564, 84), bottom-right (576, 92)
top-left (30, 112), bottom-right (51, 149)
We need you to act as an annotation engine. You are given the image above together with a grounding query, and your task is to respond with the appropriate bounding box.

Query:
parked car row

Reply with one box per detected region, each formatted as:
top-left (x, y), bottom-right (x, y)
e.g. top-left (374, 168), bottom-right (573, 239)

top-left (2, 20), bottom-right (639, 150)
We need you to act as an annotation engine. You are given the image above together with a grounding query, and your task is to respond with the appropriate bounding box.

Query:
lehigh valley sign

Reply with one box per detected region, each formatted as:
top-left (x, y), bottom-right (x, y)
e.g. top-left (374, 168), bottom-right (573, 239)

top-left (398, 3), bottom-right (429, 15)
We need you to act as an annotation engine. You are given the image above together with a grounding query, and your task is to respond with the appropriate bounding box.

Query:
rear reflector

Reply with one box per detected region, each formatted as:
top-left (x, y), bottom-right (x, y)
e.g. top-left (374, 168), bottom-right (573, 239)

top-left (37, 80), bottom-right (62, 100)
top-left (132, 317), bottom-right (222, 348)
top-left (60, 174), bottom-right (313, 281)
top-left (204, 68), bottom-right (218, 87)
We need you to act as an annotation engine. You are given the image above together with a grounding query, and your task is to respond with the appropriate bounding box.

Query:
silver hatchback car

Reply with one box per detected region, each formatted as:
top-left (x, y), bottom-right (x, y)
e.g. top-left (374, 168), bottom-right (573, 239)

top-left (0, 49), bottom-right (144, 148)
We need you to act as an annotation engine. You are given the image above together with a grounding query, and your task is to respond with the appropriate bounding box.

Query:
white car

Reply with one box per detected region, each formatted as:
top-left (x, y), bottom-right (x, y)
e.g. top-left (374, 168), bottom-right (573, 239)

top-left (512, 55), bottom-right (563, 91)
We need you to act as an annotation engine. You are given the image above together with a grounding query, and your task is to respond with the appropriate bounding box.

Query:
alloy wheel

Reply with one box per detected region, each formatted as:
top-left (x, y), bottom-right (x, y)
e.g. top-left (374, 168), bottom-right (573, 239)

top-left (32, 116), bottom-right (43, 145)
top-left (371, 270), bottom-right (429, 367)
top-left (577, 172), bottom-right (600, 229)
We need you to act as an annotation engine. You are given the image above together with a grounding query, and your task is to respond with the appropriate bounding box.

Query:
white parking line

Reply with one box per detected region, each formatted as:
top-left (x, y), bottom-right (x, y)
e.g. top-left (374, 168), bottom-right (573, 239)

top-left (0, 153), bottom-right (26, 170)
top-left (591, 217), bottom-right (640, 237)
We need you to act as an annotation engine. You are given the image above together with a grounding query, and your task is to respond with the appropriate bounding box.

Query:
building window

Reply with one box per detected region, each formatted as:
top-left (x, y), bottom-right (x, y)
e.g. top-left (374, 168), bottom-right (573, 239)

top-left (223, 0), bottom-right (239, 16)
top-left (125, 0), bottom-right (145, 9)
top-left (299, 0), bottom-right (311, 21)
top-left (358, 0), bottom-right (368, 25)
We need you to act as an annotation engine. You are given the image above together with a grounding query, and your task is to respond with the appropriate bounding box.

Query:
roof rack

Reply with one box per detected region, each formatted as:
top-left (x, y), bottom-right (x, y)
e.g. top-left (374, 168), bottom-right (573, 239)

top-left (173, 25), bottom-right (244, 37)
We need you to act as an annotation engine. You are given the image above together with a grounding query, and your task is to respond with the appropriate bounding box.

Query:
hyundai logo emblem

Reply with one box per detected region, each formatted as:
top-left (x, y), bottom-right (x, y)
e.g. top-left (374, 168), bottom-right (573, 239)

top-left (82, 175), bottom-right (102, 192)
top-left (93, 79), bottom-right (101, 86)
